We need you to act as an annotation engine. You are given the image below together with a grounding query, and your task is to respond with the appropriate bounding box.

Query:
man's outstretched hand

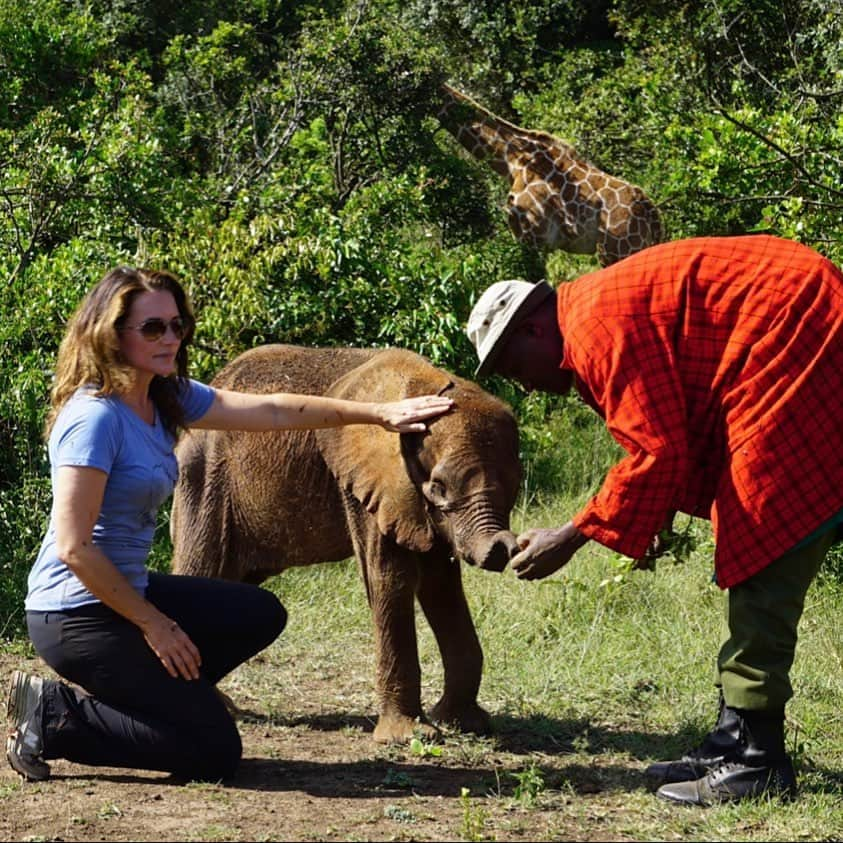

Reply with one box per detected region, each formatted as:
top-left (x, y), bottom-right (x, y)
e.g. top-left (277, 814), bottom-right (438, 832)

top-left (510, 522), bottom-right (589, 580)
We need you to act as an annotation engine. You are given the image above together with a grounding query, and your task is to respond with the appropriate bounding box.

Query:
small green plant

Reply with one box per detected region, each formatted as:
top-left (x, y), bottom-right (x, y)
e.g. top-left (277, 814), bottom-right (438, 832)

top-left (195, 825), bottom-right (241, 842)
top-left (382, 768), bottom-right (415, 789)
top-left (571, 730), bottom-right (591, 754)
top-left (510, 762), bottom-right (546, 807)
top-left (97, 803), bottom-right (122, 820)
top-left (599, 555), bottom-right (633, 590)
top-left (409, 736), bottom-right (443, 757)
top-left (601, 515), bottom-right (702, 586)
top-left (384, 803), bottom-right (416, 823)
top-left (458, 787), bottom-right (488, 842)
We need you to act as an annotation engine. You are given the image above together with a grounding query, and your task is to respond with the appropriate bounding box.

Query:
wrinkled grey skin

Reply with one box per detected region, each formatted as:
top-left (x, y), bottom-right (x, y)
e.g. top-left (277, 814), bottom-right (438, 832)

top-left (171, 345), bottom-right (522, 742)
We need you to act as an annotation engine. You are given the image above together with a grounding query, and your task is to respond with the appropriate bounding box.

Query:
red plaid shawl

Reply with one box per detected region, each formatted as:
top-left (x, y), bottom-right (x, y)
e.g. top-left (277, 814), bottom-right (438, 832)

top-left (557, 234), bottom-right (843, 587)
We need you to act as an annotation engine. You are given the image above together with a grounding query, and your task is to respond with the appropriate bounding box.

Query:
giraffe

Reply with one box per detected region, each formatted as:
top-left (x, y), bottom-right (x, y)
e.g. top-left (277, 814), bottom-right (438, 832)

top-left (436, 83), bottom-right (663, 266)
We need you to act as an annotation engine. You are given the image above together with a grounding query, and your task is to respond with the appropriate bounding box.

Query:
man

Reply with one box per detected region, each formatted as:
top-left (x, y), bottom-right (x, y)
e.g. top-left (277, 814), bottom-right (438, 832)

top-left (466, 234), bottom-right (843, 806)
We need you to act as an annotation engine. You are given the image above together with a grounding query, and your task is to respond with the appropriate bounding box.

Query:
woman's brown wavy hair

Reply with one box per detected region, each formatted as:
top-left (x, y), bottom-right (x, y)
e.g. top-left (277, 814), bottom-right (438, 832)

top-left (45, 266), bottom-right (197, 439)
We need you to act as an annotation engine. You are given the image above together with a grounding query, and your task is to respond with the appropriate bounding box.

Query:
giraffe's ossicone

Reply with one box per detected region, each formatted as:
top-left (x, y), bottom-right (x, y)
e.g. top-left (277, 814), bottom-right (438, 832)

top-left (438, 84), bottom-right (663, 267)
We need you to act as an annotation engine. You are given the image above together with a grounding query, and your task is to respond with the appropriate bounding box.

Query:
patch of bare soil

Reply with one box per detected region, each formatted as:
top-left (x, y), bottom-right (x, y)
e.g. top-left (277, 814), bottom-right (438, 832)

top-left (0, 651), bottom-right (643, 842)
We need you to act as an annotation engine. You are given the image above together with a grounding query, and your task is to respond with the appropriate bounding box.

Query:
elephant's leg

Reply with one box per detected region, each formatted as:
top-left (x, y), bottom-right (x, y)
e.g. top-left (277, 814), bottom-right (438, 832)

top-left (354, 528), bottom-right (436, 743)
top-left (416, 555), bottom-right (492, 736)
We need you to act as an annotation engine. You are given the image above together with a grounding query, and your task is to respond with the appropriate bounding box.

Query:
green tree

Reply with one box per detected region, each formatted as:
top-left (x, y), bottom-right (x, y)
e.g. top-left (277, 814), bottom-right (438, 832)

top-left (3, 0), bottom-right (843, 636)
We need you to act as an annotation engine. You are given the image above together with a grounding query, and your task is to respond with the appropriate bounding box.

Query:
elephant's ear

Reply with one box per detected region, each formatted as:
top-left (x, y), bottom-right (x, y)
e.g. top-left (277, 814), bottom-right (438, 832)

top-left (315, 351), bottom-right (449, 552)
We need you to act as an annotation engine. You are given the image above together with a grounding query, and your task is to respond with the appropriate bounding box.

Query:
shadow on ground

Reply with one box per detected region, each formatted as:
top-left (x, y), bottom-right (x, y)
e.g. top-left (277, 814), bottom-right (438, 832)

top-left (56, 708), bottom-right (838, 802)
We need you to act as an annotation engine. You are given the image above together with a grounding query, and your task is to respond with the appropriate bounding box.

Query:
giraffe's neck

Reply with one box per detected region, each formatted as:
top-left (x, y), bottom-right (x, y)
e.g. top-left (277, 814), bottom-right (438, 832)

top-left (437, 84), bottom-right (532, 178)
top-left (434, 85), bottom-right (663, 265)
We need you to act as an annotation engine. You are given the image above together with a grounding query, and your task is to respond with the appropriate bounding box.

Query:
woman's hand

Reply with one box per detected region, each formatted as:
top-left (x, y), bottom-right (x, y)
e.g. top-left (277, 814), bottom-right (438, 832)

top-left (510, 522), bottom-right (589, 580)
top-left (53, 465), bottom-right (200, 682)
top-left (142, 614), bottom-right (202, 681)
top-left (375, 395), bottom-right (454, 432)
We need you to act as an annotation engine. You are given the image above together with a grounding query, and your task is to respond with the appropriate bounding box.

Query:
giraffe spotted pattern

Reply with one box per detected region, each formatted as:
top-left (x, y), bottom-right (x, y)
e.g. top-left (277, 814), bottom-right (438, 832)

top-left (438, 84), bottom-right (663, 267)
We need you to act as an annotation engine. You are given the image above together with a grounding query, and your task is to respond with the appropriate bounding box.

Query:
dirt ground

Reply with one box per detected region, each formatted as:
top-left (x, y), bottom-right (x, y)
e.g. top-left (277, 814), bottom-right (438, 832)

top-left (0, 648), bottom-right (655, 842)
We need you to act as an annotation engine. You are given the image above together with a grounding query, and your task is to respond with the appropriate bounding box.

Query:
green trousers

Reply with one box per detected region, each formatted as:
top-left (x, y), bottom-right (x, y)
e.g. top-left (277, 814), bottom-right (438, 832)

top-left (717, 529), bottom-right (835, 711)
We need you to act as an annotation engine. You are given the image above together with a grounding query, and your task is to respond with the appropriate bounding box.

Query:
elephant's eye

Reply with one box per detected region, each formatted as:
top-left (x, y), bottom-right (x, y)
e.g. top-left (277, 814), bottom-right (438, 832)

top-left (423, 479), bottom-right (448, 508)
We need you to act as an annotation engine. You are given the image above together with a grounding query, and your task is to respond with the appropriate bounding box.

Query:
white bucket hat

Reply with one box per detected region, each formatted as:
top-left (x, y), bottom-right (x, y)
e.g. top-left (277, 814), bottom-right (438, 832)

top-left (466, 279), bottom-right (555, 377)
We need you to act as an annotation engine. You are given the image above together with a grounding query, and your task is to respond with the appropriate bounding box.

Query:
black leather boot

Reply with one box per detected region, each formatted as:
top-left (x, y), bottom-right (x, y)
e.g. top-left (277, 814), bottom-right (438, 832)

top-left (645, 694), bottom-right (741, 785)
top-left (656, 708), bottom-right (797, 806)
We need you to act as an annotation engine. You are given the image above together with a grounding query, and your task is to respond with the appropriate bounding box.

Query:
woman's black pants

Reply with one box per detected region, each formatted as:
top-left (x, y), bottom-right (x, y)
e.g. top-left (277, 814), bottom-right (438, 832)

top-left (26, 572), bottom-right (287, 781)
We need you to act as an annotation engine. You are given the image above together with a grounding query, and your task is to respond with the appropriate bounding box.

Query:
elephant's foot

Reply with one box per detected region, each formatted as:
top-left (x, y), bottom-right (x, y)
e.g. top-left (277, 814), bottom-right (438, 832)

top-left (373, 712), bottom-right (440, 744)
top-left (430, 698), bottom-right (493, 735)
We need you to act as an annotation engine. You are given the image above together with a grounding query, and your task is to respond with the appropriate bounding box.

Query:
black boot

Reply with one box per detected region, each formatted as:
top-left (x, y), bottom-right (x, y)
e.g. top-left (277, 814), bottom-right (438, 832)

top-left (645, 694), bottom-right (741, 785)
top-left (656, 708), bottom-right (797, 806)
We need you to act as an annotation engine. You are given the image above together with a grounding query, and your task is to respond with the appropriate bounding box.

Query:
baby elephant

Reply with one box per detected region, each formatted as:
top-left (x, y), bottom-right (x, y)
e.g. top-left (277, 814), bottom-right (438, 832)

top-left (171, 345), bottom-right (522, 742)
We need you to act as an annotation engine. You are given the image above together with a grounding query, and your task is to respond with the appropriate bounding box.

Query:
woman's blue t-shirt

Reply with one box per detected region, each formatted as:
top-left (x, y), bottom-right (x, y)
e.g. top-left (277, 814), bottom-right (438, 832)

top-left (25, 379), bottom-right (216, 611)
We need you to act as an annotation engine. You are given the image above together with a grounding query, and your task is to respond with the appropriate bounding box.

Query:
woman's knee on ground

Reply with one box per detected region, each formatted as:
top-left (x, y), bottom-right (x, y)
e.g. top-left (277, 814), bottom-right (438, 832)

top-left (180, 718), bottom-right (243, 782)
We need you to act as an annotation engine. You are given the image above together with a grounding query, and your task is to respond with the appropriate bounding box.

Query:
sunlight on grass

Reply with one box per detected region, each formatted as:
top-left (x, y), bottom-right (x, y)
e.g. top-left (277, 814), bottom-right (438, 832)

top-left (247, 492), bottom-right (843, 842)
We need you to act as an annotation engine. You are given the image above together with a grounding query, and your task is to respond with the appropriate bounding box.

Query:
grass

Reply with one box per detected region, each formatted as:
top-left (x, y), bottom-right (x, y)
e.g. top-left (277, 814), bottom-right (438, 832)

top-left (254, 494), bottom-right (843, 841)
top-left (2, 491), bottom-right (841, 841)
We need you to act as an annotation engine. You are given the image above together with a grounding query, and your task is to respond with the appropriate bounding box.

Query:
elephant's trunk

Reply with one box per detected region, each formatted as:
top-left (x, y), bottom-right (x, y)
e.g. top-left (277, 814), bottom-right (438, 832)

top-left (475, 529), bottom-right (519, 572)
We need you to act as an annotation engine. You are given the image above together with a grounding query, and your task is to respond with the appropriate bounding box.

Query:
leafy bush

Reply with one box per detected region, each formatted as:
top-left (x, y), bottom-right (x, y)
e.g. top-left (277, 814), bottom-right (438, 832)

top-left (3, 0), bottom-right (843, 637)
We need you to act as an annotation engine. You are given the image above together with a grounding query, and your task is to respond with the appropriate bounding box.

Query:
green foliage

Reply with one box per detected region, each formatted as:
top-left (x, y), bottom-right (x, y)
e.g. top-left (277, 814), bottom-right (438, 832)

top-left (2, 0), bottom-right (843, 636)
top-left (506, 391), bottom-right (622, 509)
top-left (0, 476), bottom-right (51, 638)
top-left (606, 0), bottom-right (843, 256)
top-left (400, 0), bottom-right (613, 97)
top-left (0, 0), bottom-right (110, 126)
top-left (408, 736), bottom-right (442, 757)
top-left (509, 762), bottom-right (546, 806)
top-left (819, 541), bottom-right (843, 585)
top-left (458, 786), bottom-right (489, 842)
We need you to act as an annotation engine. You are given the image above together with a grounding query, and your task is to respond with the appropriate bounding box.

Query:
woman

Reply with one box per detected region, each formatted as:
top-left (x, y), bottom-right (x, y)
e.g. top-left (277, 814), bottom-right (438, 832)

top-left (6, 266), bottom-right (453, 783)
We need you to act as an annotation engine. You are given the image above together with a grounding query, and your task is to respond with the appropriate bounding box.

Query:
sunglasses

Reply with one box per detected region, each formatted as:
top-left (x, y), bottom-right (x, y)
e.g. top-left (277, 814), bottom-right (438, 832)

top-left (122, 316), bottom-right (191, 342)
